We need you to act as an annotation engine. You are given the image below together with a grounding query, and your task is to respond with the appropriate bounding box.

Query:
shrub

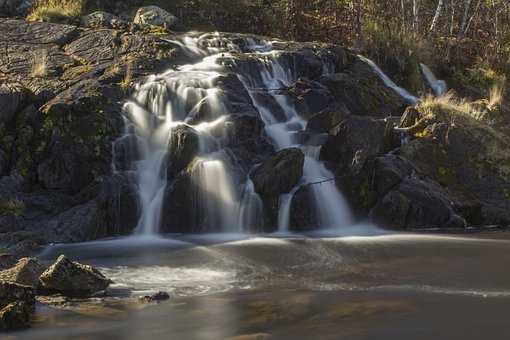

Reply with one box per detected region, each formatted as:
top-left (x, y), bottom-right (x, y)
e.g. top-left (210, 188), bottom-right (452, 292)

top-left (27, 0), bottom-right (85, 24)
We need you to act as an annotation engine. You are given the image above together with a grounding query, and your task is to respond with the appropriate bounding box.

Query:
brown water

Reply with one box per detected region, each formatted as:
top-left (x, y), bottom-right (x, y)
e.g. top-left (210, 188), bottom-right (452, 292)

top-left (7, 227), bottom-right (510, 340)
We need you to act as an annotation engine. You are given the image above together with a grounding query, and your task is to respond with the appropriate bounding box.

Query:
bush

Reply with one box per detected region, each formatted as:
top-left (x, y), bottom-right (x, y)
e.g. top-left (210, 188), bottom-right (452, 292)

top-left (27, 0), bottom-right (85, 24)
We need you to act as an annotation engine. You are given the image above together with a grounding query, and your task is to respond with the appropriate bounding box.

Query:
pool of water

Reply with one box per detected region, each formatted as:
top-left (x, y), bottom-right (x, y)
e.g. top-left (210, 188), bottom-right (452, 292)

top-left (9, 226), bottom-right (510, 340)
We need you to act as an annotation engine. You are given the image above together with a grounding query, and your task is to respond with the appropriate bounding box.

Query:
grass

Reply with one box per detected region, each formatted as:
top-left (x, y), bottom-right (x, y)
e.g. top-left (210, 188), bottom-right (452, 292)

top-left (27, 0), bottom-right (85, 24)
top-left (31, 49), bottom-right (48, 78)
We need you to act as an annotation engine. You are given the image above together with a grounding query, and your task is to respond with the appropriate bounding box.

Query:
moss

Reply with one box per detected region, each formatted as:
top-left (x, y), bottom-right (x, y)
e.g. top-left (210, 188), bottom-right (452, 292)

top-left (0, 199), bottom-right (25, 217)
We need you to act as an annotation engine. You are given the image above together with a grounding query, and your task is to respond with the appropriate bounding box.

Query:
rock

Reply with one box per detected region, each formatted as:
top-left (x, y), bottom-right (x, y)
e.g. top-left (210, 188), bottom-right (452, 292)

top-left (0, 18), bottom-right (77, 45)
top-left (0, 281), bottom-right (35, 331)
top-left (0, 41), bottom-right (75, 77)
top-left (81, 11), bottom-right (126, 29)
top-left (113, 134), bottom-right (141, 171)
top-left (0, 148), bottom-right (7, 175)
top-left (0, 257), bottom-right (45, 287)
top-left (139, 291), bottom-right (170, 303)
top-left (0, 0), bottom-right (33, 16)
top-left (0, 254), bottom-right (15, 270)
top-left (44, 201), bottom-right (109, 243)
top-left (133, 6), bottom-right (183, 31)
top-left (167, 125), bottom-right (200, 178)
top-left (289, 185), bottom-right (317, 231)
top-left (289, 78), bottom-right (335, 119)
top-left (39, 255), bottom-right (112, 296)
top-left (251, 148), bottom-right (304, 198)
top-left (320, 115), bottom-right (398, 174)
top-left (306, 105), bottom-right (350, 133)
top-left (0, 83), bottom-right (27, 124)
top-left (320, 59), bottom-right (407, 117)
top-left (37, 139), bottom-right (93, 194)
top-left (64, 30), bottom-right (119, 65)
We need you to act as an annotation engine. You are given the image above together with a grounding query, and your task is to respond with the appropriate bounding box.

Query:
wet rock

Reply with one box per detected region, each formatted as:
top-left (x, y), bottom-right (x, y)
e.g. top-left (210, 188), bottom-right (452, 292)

top-left (289, 185), bottom-right (317, 231)
top-left (139, 291), bottom-right (170, 303)
top-left (289, 78), bottom-right (335, 119)
top-left (113, 134), bottom-right (141, 171)
top-left (0, 82), bottom-right (28, 124)
top-left (133, 6), bottom-right (183, 31)
top-left (320, 116), bottom-right (398, 174)
top-left (81, 11), bottom-right (127, 29)
top-left (0, 148), bottom-right (7, 175)
top-left (306, 104), bottom-right (350, 133)
top-left (167, 125), bottom-right (200, 178)
top-left (0, 257), bottom-right (45, 288)
top-left (94, 173), bottom-right (139, 236)
top-left (320, 59), bottom-right (407, 117)
top-left (39, 255), bottom-right (112, 296)
top-left (0, 281), bottom-right (35, 330)
top-left (251, 148), bottom-right (304, 198)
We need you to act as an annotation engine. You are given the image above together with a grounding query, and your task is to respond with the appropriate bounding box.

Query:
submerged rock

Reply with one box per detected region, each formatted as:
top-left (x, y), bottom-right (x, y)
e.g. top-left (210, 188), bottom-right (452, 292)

top-left (39, 255), bottom-right (112, 296)
top-left (133, 6), bottom-right (182, 31)
top-left (139, 291), bottom-right (170, 303)
top-left (0, 281), bottom-right (35, 330)
top-left (0, 257), bottom-right (45, 288)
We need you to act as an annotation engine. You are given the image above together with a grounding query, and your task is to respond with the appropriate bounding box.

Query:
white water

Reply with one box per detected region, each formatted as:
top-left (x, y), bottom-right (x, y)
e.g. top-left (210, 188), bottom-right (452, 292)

top-left (118, 32), bottom-right (423, 236)
top-left (358, 55), bottom-right (420, 105)
top-left (420, 63), bottom-right (447, 97)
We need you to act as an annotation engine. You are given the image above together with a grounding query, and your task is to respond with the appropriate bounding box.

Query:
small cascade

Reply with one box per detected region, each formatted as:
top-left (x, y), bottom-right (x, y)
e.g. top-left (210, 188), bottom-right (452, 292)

top-left (119, 32), bottom-right (416, 235)
top-left (358, 55), bottom-right (420, 105)
top-left (420, 63), bottom-right (447, 97)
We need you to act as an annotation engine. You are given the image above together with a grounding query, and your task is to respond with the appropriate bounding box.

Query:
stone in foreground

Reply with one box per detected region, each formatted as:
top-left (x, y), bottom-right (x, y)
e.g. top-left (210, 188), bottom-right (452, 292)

top-left (0, 257), bottom-right (45, 288)
top-left (0, 281), bottom-right (35, 330)
top-left (39, 255), bottom-right (112, 296)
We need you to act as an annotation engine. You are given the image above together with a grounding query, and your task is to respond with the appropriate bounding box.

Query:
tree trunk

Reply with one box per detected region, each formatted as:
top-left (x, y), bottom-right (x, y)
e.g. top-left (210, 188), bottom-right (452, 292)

top-left (459, 0), bottom-right (473, 37)
top-left (429, 0), bottom-right (445, 33)
top-left (412, 0), bottom-right (420, 32)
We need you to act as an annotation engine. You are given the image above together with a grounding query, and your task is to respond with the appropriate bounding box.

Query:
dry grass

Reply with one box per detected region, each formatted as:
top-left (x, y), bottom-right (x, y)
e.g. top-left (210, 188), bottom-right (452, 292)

top-left (27, 0), bottom-right (85, 24)
top-left (31, 49), bottom-right (48, 77)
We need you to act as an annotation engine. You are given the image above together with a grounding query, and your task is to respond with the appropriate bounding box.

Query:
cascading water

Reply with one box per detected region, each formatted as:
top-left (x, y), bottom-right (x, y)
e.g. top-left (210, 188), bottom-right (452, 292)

top-left (118, 32), bottom-right (419, 235)
top-left (420, 63), bottom-right (447, 97)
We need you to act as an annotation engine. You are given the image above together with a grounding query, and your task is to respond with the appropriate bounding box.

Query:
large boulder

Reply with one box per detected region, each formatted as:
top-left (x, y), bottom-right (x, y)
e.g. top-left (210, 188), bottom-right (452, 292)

top-left (251, 148), bottom-right (304, 198)
top-left (39, 255), bottom-right (112, 296)
top-left (167, 124), bottom-right (200, 178)
top-left (320, 115), bottom-right (398, 174)
top-left (320, 59), bottom-right (407, 117)
top-left (0, 257), bottom-right (44, 288)
top-left (133, 6), bottom-right (183, 31)
top-left (0, 18), bottom-right (77, 45)
top-left (0, 281), bottom-right (35, 331)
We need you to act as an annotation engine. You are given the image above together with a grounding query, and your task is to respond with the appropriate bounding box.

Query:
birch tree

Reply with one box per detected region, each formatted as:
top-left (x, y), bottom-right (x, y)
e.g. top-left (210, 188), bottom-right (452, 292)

top-left (429, 0), bottom-right (445, 33)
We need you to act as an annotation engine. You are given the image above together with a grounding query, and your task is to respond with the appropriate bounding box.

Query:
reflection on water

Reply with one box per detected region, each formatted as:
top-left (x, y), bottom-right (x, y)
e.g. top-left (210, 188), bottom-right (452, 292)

top-left (9, 227), bottom-right (510, 339)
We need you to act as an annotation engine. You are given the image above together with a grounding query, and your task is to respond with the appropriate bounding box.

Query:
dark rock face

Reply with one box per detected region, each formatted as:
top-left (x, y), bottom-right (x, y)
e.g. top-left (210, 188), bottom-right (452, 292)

top-left (0, 281), bottom-right (35, 331)
top-left (251, 148), bottom-right (304, 198)
top-left (39, 255), bottom-right (112, 296)
top-left (289, 79), bottom-right (335, 119)
top-left (0, 83), bottom-right (27, 124)
top-left (0, 257), bottom-right (45, 288)
top-left (289, 185), bottom-right (317, 231)
top-left (37, 140), bottom-right (93, 194)
top-left (320, 59), bottom-right (407, 117)
top-left (167, 125), bottom-right (200, 178)
top-left (321, 115), bottom-right (398, 174)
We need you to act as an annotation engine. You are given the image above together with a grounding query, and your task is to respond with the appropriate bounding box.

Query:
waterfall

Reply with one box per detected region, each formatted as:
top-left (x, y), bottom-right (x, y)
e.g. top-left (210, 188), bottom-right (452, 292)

top-left (420, 63), bottom-right (447, 97)
top-left (118, 32), bottom-right (358, 235)
top-left (358, 55), bottom-right (419, 105)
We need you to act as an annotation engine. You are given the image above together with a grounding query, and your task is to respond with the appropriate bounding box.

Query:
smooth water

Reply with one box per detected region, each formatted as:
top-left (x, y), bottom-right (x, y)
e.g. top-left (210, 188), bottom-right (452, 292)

top-left (12, 230), bottom-right (510, 339)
